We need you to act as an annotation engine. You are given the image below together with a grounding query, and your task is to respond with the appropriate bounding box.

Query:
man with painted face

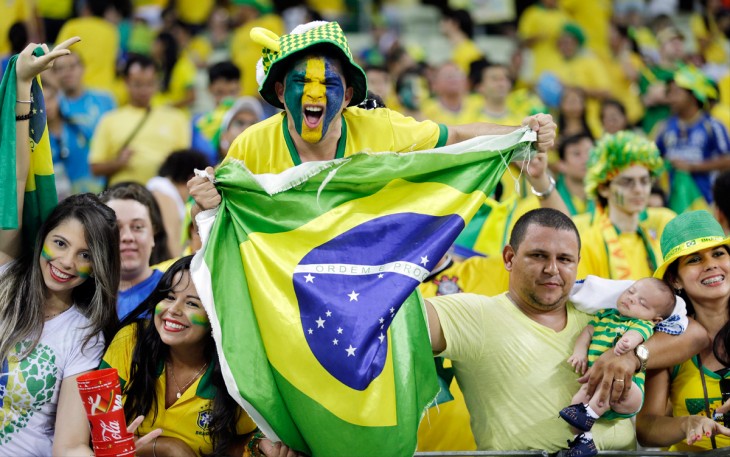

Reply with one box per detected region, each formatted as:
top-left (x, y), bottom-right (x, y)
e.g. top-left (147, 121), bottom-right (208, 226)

top-left (574, 131), bottom-right (676, 280)
top-left (189, 21), bottom-right (557, 213)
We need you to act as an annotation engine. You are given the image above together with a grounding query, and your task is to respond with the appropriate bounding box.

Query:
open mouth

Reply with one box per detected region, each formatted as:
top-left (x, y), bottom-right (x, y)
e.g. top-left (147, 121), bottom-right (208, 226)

top-left (701, 275), bottom-right (725, 286)
top-left (49, 264), bottom-right (75, 283)
top-left (163, 319), bottom-right (189, 332)
top-left (303, 105), bottom-right (324, 128)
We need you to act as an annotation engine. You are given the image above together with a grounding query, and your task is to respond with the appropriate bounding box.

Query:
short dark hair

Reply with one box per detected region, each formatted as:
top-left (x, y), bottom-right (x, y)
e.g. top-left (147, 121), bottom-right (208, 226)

top-left (88, 0), bottom-right (111, 17)
top-left (558, 132), bottom-right (593, 161)
top-left (123, 54), bottom-right (156, 78)
top-left (208, 61), bottom-right (241, 85)
top-left (443, 8), bottom-right (474, 38)
top-left (100, 182), bottom-right (171, 265)
top-left (158, 149), bottom-right (211, 183)
top-left (643, 277), bottom-right (676, 319)
top-left (509, 208), bottom-right (581, 253)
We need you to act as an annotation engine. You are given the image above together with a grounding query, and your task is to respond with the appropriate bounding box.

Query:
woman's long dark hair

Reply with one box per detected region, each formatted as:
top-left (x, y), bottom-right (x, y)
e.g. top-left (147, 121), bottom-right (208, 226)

top-left (0, 194), bottom-right (120, 360)
top-left (665, 248), bottom-right (730, 366)
top-left (121, 256), bottom-right (242, 455)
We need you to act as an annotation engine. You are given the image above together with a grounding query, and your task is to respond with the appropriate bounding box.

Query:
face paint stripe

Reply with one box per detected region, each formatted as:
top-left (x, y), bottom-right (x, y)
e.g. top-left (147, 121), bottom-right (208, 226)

top-left (190, 314), bottom-right (211, 327)
top-left (41, 244), bottom-right (54, 261)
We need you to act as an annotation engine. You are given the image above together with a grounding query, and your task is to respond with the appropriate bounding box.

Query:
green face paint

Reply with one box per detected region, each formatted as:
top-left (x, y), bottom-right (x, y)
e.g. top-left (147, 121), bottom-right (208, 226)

top-left (190, 313), bottom-right (210, 327)
top-left (154, 303), bottom-right (165, 315)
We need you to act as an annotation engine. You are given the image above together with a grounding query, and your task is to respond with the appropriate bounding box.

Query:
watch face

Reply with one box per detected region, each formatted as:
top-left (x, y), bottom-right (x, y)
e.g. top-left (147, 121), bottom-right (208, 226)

top-left (637, 345), bottom-right (649, 359)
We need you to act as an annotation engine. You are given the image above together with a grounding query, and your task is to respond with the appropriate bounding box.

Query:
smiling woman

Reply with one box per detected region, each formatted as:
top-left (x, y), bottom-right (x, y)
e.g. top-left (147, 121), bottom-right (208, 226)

top-left (101, 256), bottom-right (261, 456)
top-left (0, 38), bottom-right (124, 455)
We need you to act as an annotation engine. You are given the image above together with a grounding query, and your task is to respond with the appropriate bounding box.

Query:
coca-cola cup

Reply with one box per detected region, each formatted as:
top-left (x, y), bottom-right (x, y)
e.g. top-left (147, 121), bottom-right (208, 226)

top-left (87, 408), bottom-right (130, 444)
top-left (93, 435), bottom-right (135, 456)
top-left (76, 368), bottom-right (123, 416)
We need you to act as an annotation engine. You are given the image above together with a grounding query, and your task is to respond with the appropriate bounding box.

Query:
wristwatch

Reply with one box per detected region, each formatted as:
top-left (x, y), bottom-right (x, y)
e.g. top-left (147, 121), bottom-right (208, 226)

top-left (635, 344), bottom-right (649, 373)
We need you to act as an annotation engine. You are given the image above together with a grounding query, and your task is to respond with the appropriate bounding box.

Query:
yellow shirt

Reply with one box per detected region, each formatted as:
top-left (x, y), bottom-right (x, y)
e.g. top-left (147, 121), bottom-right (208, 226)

top-left (230, 14), bottom-right (285, 97)
top-left (690, 14), bottom-right (729, 65)
top-left (226, 107), bottom-right (447, 174)
top-left (56, 17), bottom-right (119, 94)
top-left (452, 39), bottom-right (484, 75)
top-left (0, 0), bottom-right (29, 54)
top-left (554, 52), bottom-right (610, 138)
top-left (152, 54), bottom-right (197, 112)
top-left (431, 293), bottom-right (635, 451)
top-left (574, 207), bottom-right (675, 280)
top-left (601, 51), bottom-right (645, 125)
top-left (422, 93), bottom-right (484, 125)
top-left (416, 255), bottom-right (509, 451)
top-left (176, 0), bottom-right (214, 25)
top-left (101, 325), bottom-right (257, 455)
top-left (559, 0), bottom-right (612, 60)
top-left (90, 105), bottom-right (191, 185)
top-left (36, 0), bottom-right (74, 19)
top-left (517, 5), bottom-right (570, 82)
top-left (668, 356), bottom-right (730, 452)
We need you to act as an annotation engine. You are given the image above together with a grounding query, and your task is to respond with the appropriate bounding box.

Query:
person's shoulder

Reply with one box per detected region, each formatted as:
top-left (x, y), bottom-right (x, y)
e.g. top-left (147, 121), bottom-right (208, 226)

top-left (153, 105), bottom-right (188, 121)
top-left (572, 212), bottom-right (593, 230)
top-left (231, 112), bottom-right (285, 148)
top-left (343, 106), bottom-right (396, 121)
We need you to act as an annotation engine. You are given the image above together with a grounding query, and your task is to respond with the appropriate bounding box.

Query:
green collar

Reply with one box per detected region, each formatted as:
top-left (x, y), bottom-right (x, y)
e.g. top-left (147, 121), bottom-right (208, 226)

top-left (282, 113), bottom-right (347, 165)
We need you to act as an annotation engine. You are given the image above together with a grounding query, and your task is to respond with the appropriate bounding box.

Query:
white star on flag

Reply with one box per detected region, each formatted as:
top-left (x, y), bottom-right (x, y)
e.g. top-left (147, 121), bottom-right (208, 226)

top-left (304, 274), bottom-right (315, 283)
top-left (326, 310), bottom-right (332, 317)
top-left (420, 255), bottom-right (429, 266)
top-left (316, 317), bottom-right (325, 328)
top-left (377, 273), bottom-right (384, 278)
top-left (308, 328), bottom-right (313, 334)
top-left (378, 333), bottom-right (385, 343)
top-left (389, 307), bottom-right (395, 314)
top-left (346, 345), bottom-right (357, 357)
top-left (332, 338), bottom-right (339, 345)
top-left (337, 327), bottom-right (343, 334)
top-left (348, 290), bottom-right (359, 301)
top-left (379, 317), bottom-right (384, 324)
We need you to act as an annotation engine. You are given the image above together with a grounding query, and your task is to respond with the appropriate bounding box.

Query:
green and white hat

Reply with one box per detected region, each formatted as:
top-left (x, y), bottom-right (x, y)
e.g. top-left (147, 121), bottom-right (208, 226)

top-left (584, 131), bottom-right (665, 200)
top-left (654, 210), bottom-right (730, 280)
top-left (251, 21), bottom-right (367, 109)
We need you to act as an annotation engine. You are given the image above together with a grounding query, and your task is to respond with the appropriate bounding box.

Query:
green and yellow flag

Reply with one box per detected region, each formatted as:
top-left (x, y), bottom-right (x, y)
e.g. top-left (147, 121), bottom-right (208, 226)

top-left (191, 128), bottom-right (535, 456)
top-left (668, 168), bottom-right (710, 214)
top-left (0, 53), bottom-right (57, 248)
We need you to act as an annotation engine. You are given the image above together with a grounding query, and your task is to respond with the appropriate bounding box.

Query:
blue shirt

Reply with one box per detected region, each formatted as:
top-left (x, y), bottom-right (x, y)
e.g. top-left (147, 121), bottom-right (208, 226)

top-left (57, 90), bottom-right (115, 193)
top-left (656, 113), bottom-right (730, 203)
top-left (117, 269), bottom-right (164, 320)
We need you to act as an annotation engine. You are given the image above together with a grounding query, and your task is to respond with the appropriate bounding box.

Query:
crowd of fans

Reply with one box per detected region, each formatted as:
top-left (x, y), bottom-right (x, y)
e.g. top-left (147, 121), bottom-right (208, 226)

top-left (2, 0), bottom-right (730, 455)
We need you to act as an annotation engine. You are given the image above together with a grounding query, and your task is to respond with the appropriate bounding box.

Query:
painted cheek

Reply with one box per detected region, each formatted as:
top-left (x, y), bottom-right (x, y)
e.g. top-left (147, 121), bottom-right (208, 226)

top-left (612, 188), bottom-right (625, 207)
top-left (190, 313), bottom-right (210, 327)
top-left (77, 264), bottom-right (91, 279)
top-left (154, 303), bottom-right (165, 315)
top-left (285, 76), bottom-right (305, 135)
top-left (41, 244), bottom-right (54, 261)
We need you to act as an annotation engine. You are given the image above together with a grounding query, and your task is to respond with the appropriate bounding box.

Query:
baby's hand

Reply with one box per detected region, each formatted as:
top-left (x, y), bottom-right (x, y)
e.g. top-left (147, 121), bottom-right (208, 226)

top-left (568, 353), bottom-right (588, 375)
top-left (614, 336), bottom-right (633, 356)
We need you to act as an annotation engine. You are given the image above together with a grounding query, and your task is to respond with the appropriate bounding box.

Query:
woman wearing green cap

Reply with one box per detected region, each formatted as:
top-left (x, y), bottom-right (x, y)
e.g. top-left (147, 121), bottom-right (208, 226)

top-left (637, 210), bottom-right (730, 450)
top-left (574, 131), bottom-right (676, 280)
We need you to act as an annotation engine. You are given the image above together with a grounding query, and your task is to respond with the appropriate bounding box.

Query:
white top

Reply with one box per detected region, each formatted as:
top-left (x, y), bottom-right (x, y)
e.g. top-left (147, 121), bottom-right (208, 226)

top-left (147, 176), bottom-right (186, 219)
top-left (0, 306), bottom-right (104, 455)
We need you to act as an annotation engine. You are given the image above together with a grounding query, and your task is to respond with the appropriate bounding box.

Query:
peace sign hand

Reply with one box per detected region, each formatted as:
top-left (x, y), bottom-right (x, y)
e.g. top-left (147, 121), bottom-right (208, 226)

top-left (15, 37), bottom-right (80, 85)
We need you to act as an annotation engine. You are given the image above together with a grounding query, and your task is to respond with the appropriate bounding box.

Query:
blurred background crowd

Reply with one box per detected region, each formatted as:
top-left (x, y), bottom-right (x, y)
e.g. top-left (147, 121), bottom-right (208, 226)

top-left (0, 0), bottom-right (729, 255)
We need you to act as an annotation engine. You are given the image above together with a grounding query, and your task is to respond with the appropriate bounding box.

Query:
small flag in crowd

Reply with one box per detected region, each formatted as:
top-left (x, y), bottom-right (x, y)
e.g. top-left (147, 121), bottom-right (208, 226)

top-left (191, 128), bottom-right (535, 457)
top-left (0, 50), bottom-right (57, 248)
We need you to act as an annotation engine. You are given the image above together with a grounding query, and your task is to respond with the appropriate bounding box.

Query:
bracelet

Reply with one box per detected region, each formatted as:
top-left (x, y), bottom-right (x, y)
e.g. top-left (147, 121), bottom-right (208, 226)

top-left (15, 112), bottom-right (32, 122)
top-left (152, 436), bottom-right (158, 457)
top-left (245, 431), bottom-right (265, 457)
top-left (16, 99), bottom-right (31, 104)
top-left (530, 175), bottom-right (556, 200)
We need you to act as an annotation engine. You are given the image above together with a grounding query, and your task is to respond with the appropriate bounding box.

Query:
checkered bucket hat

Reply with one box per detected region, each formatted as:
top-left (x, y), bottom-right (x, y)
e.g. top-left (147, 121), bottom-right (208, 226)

top-left (251, 21), bottom-right (367, 108)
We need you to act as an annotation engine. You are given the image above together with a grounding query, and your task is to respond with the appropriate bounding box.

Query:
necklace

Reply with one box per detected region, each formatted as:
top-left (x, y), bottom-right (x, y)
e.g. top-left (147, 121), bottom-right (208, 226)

top-left (168, 361), bottom-right (208, 399)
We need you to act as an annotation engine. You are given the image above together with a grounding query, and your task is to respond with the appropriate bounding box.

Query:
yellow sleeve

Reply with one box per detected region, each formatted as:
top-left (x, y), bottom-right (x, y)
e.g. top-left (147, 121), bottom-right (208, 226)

top-left (689, 14), bottom-right (709, 40)
top-left (100, 324), bottom-right (138, 386)
top-left (236, 411), bottom-right (258, 435)
top-left (88, 114), bottom-right (115, 165)
top-left (517, 7), bottom-right (538, 40)
top-left (387, 109), bottom-right (445, 151)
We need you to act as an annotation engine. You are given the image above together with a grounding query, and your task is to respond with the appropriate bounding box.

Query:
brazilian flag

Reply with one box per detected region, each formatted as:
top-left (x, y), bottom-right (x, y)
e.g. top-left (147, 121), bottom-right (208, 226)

top-left (668, 168), bottom-right (709, 214)
top-left (191, 128), bottom-right (535, 456)
top-left (0, 53), bottom-right (57, 248)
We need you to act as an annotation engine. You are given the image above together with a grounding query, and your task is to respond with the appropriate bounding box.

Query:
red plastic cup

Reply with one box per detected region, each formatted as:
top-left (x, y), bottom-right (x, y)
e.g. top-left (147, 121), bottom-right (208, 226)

top-left (93, 435), bottom-right (136, 457)
top-left (77, 368), bottom-right (123, 416)
top-left (88, 408), bottom-right (130, 444)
